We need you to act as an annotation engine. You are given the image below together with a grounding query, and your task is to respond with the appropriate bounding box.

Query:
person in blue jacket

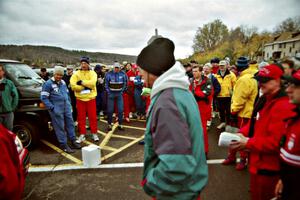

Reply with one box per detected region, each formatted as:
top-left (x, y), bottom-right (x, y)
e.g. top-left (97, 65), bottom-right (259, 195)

top-left (105, 62), bottom-right (128, 131)
top-left (133, 75), bottom-right (145, 119)
top-left (41, 66), bottom-right (81, 153)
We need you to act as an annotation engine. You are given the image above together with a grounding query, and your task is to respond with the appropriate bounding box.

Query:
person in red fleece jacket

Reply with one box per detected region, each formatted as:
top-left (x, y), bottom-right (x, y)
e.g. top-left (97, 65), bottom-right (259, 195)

top-left (275, 69), bottom-right (300, 200)
top-left (0, 124), bottom-right (26, 200)
top-left (229, 64), bottom-right (295, 200)
top-left (189, 65), bottom-right (212, 157)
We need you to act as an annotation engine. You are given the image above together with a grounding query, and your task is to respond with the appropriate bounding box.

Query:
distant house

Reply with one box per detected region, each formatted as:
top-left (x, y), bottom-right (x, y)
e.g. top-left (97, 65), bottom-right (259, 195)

top-left (263, 31), bottom-right (300, 60)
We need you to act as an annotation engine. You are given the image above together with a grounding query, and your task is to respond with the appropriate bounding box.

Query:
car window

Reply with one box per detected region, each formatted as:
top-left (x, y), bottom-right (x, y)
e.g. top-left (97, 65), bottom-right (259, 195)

top-left (3, 63), bottom-right (44, 86)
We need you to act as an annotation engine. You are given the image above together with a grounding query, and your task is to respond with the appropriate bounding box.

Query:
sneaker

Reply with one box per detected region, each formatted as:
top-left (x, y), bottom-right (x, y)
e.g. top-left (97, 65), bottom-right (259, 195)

top-left (92, 134), bottom-right (99, 142)
top-left (76, 134), bottom-right (86, 143)
top-left (217, 122), bottom-right (226, 129)
top-left (100, 111), bottom-right (104, 116)
top-left (236, 159), bottom-right (247, 170)
top-left (107, 124), bottom-right (112, 131)
top-left (222, 157), bottom-right (236, 165)
top-left (125, 117), bottom-right (130, 123)
top-left (60, 144), bottom-right (75, 154)
top-left (129, 112), bottom-right (133, 119)
top-left (70, 140), bottom-right (81, 149)
top-left (118, 125), bottom-right (125, 131)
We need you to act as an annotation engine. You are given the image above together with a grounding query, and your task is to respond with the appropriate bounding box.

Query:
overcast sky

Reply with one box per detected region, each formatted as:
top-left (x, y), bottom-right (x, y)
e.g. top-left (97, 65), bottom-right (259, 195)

top-left (0, 0), bottom-right (299, 59)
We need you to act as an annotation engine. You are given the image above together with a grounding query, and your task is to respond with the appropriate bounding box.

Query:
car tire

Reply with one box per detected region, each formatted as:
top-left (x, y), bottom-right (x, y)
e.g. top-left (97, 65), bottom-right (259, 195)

top-left (13, 120), bottom-right (40, 149)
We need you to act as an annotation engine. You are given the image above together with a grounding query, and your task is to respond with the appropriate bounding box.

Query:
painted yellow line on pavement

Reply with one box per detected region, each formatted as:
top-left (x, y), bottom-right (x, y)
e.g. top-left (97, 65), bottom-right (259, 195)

top-left (99, 123), bottom-right (118, 148)
top-left (101, 135), bottom-right (144, 162)
top-left (98, 130), bottom-right (107, 137)
top-left (41, 140), bottom-right (82, 164)
top-left (121, 124), bottom-right (146, 131)
top-left (111, 134), bottom-right (137, 140)
top-left (97, 130), bottom-right (137, 140)
top-left (82, 140), bottom-right (117, 152)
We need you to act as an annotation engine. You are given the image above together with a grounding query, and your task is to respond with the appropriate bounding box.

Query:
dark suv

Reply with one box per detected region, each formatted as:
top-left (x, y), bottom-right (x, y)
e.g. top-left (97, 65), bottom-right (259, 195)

top-left (0, 59), bottom-right (51, 148)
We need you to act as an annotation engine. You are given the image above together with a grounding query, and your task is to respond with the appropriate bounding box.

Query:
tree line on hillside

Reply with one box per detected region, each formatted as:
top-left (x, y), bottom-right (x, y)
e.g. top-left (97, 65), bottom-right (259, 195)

top-left (186, 16), bottom-right (300, 64)
top-left (0, 45), bottom-right (137, 68)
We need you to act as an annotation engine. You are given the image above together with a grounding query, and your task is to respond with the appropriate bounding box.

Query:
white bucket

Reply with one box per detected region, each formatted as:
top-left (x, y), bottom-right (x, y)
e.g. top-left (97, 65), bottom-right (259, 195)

top-left (82, 144), bottom-right (101, 167)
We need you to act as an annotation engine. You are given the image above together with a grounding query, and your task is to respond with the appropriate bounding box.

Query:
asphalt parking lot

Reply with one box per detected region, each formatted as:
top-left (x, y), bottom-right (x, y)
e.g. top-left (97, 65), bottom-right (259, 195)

top-left (23, 118), bottom-right (250, 200)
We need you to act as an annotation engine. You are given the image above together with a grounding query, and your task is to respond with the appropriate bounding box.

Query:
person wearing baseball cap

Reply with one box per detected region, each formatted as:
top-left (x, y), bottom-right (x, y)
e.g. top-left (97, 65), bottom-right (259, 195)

top-left (275, 69), bottom-right (300, 200)
top-left (137, 37), bottom-right (208, 199)
top-left (230, 64), bottom-right (295, 200)
top-left (105, 61), bottom-right (128, 131)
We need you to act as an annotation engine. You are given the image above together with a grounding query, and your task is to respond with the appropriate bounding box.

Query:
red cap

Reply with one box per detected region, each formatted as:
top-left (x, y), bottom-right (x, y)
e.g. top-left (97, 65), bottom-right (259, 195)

top-left (255, 64), bottom-right (283, 83)
top-left (283, 69), bottom-right (300, 85)
top-left (132, 64), bottom-right (138, 69)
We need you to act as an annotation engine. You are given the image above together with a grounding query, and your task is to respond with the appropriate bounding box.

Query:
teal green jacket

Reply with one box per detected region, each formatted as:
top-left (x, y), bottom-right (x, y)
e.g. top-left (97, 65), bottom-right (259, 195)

top-left (142, 62), bottom-right (208, 200)
top-left (0, 78), bottom-right (19, 113)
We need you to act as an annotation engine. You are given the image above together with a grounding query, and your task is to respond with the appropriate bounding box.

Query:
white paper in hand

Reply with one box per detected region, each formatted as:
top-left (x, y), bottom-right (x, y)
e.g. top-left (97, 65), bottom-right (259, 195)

top-left (218, 132), bottom-right (241, 147)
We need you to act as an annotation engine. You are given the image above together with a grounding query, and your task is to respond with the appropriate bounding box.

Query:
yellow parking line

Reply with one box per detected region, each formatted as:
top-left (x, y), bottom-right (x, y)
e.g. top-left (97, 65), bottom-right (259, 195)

top-left (101, 135), bottom-right (144, 162)
top-left (97, 130), bottom-right (107, 137)
top-left (99, 123), bottom-right (118, 148)
top-left (101, 146), bottom-right (118, 151)
top-left (111, 134), bottom-right (138, 140)
top-left (121, 125), bottom-right (146, 131)
top-left (82, 140), bottom-right (117, 152)
top-left (41, 140), bottom-right (82, 164)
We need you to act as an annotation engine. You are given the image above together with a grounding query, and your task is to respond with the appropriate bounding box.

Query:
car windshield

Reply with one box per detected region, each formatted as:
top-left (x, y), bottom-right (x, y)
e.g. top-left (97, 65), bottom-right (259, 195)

top-left (3, 63), bottom-right (44, 86)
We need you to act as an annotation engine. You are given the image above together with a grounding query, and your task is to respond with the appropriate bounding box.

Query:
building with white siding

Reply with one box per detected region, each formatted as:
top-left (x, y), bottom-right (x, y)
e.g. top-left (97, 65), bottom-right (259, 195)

top-left (263, 32), bottom-right (300, 60)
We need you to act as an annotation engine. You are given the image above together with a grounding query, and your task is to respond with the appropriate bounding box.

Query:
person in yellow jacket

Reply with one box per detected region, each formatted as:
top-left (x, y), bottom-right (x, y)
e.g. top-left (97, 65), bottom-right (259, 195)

top-left (248, 60), bottom-right (259, 75)
top-left (215, 60), bottom-right (237, 129)
top-left (222, 56), bottom-right (258, 171)
top-left (70, 56), bottom-right (99, 143)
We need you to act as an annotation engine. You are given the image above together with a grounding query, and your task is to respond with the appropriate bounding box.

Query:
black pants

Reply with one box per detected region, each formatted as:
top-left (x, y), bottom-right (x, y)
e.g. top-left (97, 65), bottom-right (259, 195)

top-left (217, 97), bottom-right (231, 123)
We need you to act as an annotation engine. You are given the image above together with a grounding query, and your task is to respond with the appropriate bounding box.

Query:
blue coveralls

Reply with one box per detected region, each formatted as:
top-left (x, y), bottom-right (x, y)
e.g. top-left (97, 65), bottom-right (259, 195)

top-left (105, 70), bottom-right (127, 125)
top-left (41, 78), bottom-right (76, 145)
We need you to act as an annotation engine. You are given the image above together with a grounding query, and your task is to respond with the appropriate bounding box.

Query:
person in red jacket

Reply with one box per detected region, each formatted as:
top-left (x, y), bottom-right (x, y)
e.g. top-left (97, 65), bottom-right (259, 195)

top-left (189, 65), bottom-right (212, 157)
top-left (0, 124), bottom-right (26, 200)
top-left (275, 69), bottom-right (300, 200)
top-left (123, 63), bottom-right (138, 122)
top-left (229, 64), bottom-right (295, 200)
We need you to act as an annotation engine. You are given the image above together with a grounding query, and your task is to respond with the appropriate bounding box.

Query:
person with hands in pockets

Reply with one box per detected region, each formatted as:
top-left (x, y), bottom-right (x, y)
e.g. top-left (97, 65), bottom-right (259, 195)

top-left (41, 66), bottom-right (81, 153)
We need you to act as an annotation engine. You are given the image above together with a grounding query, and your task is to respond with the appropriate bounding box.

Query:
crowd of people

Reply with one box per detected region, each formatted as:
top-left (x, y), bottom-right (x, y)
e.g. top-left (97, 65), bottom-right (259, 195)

top-left (39, 56), bottom-right (151, 153)
top-left (1, 36), bottom-right (299, 199)
top-left (38, 39), bottom-right (299, 199)
top-left (183, 54), bottom-right (299, 199)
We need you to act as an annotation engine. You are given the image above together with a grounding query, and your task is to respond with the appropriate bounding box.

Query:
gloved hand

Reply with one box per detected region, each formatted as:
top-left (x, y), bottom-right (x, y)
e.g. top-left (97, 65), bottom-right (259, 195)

top-left (77, 80), bottom-right (82, 85)
top-left (230, 113), bottom-right (238, 127)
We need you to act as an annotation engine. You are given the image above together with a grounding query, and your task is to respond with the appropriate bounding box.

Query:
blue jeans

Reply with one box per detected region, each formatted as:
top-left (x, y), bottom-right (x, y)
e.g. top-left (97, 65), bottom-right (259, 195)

top-left (107, 92), bottom-right (123, 125)
top-left (96, 91), bottom-right (104, 115)
top-left (134, 88), bottom-right (145, 115)
top-left (0, 112), bottom-right (14, 130)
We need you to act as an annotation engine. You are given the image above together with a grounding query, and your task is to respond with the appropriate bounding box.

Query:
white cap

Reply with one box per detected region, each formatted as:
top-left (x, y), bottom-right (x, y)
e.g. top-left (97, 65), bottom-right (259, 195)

top-left (113, 62), bottom-right (121, 68)
top-left (204, 63), bottom-right (212, 68)
top-left (219, 60), bottom-right (227, 66)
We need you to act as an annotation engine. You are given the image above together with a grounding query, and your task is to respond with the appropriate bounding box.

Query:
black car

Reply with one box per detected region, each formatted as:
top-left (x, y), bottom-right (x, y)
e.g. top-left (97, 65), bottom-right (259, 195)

top-left (0, 59), bottom-right (51, 148)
